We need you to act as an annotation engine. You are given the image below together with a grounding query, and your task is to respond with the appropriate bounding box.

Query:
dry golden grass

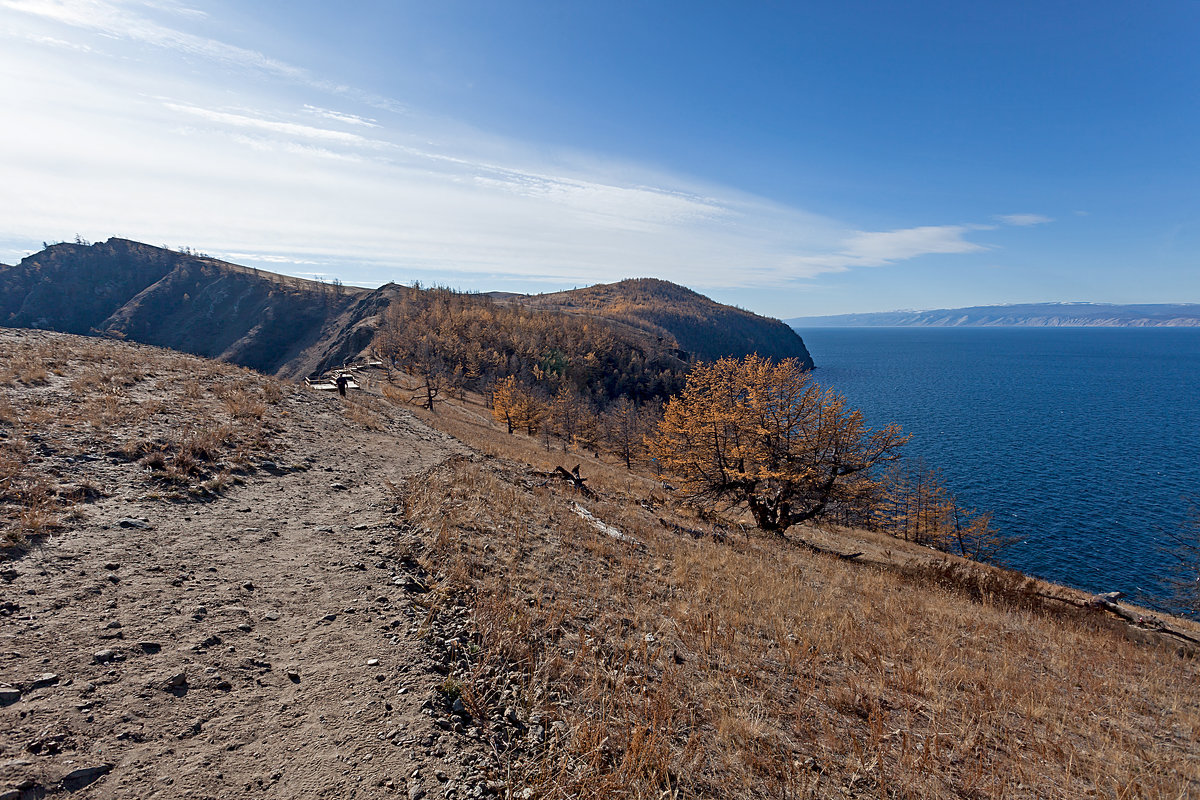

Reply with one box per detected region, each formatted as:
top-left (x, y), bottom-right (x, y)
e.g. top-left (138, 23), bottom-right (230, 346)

top-left (0, 330), bottom-right (295, 547)
top-left (394, 391), bottom-right (1200, 799)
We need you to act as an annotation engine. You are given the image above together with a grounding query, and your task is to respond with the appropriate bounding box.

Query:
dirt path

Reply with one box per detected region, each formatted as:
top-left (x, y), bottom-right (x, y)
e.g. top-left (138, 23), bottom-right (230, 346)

top-left (1, 386), bottom-right (487, 799)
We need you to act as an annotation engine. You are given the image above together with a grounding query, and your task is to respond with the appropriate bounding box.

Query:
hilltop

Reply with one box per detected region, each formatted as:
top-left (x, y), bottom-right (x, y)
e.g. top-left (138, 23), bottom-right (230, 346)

top-left (507, 278), bottom-right (814, 366)
top-left (2, 328), bottom-right (1198, 799)
top-left (0, 240), bottom-right (812, 380)
top-left (788, 302), bottom-right (1200, 328)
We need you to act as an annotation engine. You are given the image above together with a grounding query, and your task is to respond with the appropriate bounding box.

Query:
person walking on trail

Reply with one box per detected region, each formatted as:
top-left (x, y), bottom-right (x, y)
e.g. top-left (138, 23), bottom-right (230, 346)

top-left (335, 373), bottom-right (349, 397)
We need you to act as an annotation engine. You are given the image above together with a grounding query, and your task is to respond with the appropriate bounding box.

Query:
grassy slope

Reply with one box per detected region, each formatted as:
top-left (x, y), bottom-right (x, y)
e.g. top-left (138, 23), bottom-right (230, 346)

top-left (395, 388), bottom-right (1200, 799)
top-left (0, 328), bottom-right (295, 547)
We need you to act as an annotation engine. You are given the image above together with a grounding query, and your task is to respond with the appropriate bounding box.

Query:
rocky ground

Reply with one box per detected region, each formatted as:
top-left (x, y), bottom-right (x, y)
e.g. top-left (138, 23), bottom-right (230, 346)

top-left (0, 329), bottom-right (522, 799)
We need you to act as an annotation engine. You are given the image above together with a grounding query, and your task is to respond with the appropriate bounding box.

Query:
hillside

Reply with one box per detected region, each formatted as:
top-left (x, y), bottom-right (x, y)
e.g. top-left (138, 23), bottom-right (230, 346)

top-left (1, 241), bottom-right (811, 382)
top-left (0, 238), bottom-right (390, 378)
top-left (788, 302), bottom-right (1200, 328)
top-left (2, 329), bottom-right (1197, 799)
top-left (502, 278), bottom-right (815, 367)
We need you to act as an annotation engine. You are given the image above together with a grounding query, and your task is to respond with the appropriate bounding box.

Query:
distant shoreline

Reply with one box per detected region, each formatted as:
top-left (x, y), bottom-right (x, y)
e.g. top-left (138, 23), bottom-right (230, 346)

top-left (788, 302), bottom-right (1200, 328)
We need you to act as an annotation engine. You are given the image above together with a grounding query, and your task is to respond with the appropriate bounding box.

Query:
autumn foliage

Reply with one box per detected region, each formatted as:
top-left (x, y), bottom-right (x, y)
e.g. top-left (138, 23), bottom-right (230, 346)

top-left (373, 286), bottom-right (688, 408)
top-left (649, 355), bottom-right (908, 534)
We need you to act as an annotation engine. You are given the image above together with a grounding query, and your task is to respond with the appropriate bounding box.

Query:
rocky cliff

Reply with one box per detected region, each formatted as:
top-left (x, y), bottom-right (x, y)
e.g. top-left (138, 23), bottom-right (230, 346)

top-left (0, 239), bottom-right (387, 378)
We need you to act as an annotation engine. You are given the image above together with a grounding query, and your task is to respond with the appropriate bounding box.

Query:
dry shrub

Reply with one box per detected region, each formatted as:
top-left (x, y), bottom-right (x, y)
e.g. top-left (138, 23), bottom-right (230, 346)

top-left (1, 439), bottom-right (61, 547)
top-left (343, 395), bottom-right (386, 430)
top-left (222, 388), bottom-right (267, 420)
top-left (262, 380), bottom-right (286, 404)
top-left (0, 351), bottom-right (49, 386)
top-left (0, 394), bottom-right (15, 425)
top-left (179, 425), bottom-right (232, 462)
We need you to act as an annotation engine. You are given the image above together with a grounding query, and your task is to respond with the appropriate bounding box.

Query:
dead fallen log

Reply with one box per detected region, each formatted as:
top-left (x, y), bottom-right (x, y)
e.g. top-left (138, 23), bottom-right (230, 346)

top-left (789, 536), bottom-right (864, 561)
top-left (550, 465), bottom-right (597, 499)
top-left (1036, 590), bottom-right (1200, 648)
top-left (658, 517), bottom-right (727, 543)
top-left (1089, 596), bottom-right (1200, 647)
top-left (573, 504), bottom-right (642, 547)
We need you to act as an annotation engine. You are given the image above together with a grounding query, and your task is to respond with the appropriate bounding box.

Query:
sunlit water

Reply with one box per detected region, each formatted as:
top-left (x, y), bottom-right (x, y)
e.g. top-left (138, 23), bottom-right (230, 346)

top-left (794, 327), bottom-right (1200, 606)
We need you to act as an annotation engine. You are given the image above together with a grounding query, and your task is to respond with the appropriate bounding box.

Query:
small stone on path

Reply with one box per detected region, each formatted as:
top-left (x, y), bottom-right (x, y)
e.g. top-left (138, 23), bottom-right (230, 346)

top-left (31, 673), bottom-right (59, 689)
top-left (61, 764), bottom-right (113, 791)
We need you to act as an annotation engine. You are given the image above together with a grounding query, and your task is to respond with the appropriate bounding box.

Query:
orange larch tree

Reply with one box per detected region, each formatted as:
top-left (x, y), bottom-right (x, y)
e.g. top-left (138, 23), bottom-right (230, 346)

top-left (649, 355), bottom-right (908, 534)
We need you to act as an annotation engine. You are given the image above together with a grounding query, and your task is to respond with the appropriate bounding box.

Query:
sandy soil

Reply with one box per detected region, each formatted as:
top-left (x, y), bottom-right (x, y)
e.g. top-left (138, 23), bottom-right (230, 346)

top-left (0, 331), bottom-right (498, 799)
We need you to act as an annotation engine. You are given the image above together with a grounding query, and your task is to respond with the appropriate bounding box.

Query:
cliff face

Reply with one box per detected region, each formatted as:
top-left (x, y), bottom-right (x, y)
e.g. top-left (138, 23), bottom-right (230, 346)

top-left (0, 239), bottom-right (380, 378)
top-left (1, 240), bottom-right (180, 333)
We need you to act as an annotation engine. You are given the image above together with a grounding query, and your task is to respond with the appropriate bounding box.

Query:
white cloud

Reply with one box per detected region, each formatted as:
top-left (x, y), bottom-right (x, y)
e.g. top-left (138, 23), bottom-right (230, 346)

top-left (843, 225), bottom-right (990, 262)
top-left (0, 0), bottom-right (1017, 292)
top-left (996, 213), bottom-right (1053, 226)
top-left (783, 225), bottom-right (991, 274)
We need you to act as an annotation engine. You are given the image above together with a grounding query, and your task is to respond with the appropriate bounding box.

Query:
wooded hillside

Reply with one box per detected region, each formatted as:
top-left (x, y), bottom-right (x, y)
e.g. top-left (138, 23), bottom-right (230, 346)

top-left (502, 278), bottom-right (814, 366)
top-left (374, 286), bottom-right (689, 407)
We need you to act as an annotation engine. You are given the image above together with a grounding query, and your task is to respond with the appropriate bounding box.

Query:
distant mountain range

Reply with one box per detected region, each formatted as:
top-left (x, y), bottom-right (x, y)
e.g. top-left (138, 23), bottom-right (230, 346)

top-left (788, 303), bottom-right (1200, 328)
top-left (0, 238), bottom-right (811, 377)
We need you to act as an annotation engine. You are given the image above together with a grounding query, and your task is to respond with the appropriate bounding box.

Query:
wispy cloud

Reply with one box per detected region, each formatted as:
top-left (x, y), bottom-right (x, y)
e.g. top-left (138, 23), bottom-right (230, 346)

top-left (2, 0), bottom-right (306, 78)
top-left (164, 102), bottom-right (382, 147)
top-left (302, 105), bottom-right (379, 128)
top-left (1, 0), bottom-right (406, 111)
top-left (996, 213), bottom-right (1054, 226)
top-left (0, 0), bottom-right (1024, 295)
top-left (784, 225), bottom-right (991, 274)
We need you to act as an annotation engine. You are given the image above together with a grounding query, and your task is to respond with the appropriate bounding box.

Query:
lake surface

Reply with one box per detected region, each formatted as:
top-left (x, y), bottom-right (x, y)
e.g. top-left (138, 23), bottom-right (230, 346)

top-left (793, 327), bottom-right (1200, 607)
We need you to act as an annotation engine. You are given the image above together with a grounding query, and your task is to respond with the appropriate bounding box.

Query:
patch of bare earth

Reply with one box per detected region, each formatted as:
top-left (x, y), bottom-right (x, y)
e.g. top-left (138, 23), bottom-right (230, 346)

top-left (0, 329), bottom-right (518, 800)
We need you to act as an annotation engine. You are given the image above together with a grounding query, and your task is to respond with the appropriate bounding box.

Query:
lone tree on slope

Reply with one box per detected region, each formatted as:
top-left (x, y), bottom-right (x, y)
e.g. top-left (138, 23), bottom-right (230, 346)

top-left (649, 355), bottom-right (908, 534)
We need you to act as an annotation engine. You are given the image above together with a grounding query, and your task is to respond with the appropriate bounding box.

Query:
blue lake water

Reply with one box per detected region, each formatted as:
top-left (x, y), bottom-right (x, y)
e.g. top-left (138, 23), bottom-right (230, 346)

top-left (793, 327), bottom-right (1200, 606)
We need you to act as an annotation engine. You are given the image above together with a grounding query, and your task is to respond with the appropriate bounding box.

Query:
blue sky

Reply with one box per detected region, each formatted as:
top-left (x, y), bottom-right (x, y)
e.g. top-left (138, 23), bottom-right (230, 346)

top-left (1, 0), bottom-right (1196, 317)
